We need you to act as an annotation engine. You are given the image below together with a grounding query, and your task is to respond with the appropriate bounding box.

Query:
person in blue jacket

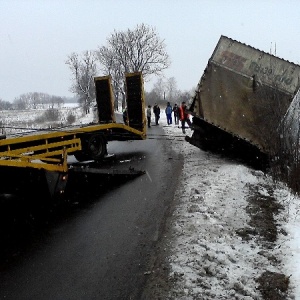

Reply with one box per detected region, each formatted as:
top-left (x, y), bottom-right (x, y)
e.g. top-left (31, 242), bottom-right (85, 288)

top-left (165, 102), bottom-right (173, 125)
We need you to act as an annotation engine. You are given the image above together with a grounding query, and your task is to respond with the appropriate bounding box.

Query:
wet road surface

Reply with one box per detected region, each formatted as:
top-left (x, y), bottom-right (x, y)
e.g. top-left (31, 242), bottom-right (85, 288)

top-left (0, 124), bottom-right (183, 300)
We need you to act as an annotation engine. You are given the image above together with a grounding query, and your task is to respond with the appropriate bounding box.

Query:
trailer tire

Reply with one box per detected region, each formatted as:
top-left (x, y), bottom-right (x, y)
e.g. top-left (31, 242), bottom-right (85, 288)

top-left (87, 134), bottom-right (107, 160)
top-left (74, 134), bottom-right (107, 161)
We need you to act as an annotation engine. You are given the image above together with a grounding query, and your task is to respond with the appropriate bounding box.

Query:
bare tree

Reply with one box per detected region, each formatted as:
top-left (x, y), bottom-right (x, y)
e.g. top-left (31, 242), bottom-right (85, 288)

top-left (152, 77), bottom-right (166, 103)
top-left (13, 94), bottom-right (30, 110)
top-left (146, 77), bottom-right (193, 106)
top-left (95, 47), bottom-right (124, 110)
top-left (165, 77), bottom-right (178, 103)
top-left (66, 51), bottom-right (98, 113)
top-left (144, 90), bottom-right (159, 106)
top-left (95, 23), bottom-right (170, 107)
top-left (177, 89), bottom-right (194, 105)
top-left (49, 96), bottom-right (64, 109)
top-left (13, 92), bottom-right (65, 110)
top-left (0, 99), bottom-right (12, 110)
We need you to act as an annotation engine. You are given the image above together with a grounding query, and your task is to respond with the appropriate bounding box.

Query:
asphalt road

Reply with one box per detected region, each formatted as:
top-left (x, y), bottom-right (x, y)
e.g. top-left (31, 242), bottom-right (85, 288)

top-left (0, 124), bottom-right (183, 300)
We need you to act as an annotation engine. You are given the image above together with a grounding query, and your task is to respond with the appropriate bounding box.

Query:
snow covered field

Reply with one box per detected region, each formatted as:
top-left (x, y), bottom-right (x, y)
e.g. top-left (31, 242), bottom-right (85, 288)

top-left (1, 104), bottom-right (95, 136)
top-left (148, 112), bottom-right (300, 299)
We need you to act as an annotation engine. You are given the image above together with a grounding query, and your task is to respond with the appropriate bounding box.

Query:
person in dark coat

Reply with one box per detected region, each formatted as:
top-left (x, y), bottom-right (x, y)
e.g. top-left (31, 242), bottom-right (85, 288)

top-left (153, 103), bottom-right (160, 125)
top-left (173, 103), bottom-right (180, 125)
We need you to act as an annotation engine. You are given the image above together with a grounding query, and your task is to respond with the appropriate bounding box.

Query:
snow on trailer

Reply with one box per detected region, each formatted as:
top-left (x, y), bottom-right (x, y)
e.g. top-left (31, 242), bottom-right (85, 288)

top-left (0, 72), bottom-right (146, 197)
top-left (188, 35), bottom-right (300, 160)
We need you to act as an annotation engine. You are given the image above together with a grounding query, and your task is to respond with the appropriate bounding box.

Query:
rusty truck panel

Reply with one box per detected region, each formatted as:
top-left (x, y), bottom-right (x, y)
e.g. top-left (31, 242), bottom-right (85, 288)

top-left (189, 35), bottom-right (300, 154)
top-left (211, 36), bottom-right (300, 94)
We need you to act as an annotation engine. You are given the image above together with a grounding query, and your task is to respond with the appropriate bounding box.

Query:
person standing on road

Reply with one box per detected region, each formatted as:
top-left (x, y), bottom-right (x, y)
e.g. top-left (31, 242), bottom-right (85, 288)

top-left (153, 103), bottom-right (160, 125)
top-left (173, 103), bottom-right (179, 125)
top-left (146, 105), bottom-right (152, 128)
top-left (165, 102), bottom-right (173, 125)
top-left (179, 101), bottom-right (192, 134)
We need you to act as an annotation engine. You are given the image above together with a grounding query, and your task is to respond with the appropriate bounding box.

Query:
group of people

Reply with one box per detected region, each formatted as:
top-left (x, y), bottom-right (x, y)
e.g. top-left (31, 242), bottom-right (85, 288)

top-left (146, 101), bottom-right (192, 133)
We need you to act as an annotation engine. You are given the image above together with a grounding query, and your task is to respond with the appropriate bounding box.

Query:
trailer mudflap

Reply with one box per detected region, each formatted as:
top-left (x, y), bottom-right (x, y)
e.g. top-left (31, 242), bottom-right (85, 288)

top-left (45, 171), bottom-right (68, 197)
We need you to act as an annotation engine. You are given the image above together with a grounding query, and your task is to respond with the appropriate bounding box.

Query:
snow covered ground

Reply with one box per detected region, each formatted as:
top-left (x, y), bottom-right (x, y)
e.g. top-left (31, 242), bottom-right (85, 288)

top-left (1, 104), bottom-right (95, 136)
top-left (152, 112), bottom-right (300, 299)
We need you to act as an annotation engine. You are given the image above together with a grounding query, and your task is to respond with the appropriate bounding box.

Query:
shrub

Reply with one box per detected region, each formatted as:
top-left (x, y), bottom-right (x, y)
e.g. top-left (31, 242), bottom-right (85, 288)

top-left (66, 113), bottom-right (76, 124)
top-left (35, 108), bottom-right (60, 123)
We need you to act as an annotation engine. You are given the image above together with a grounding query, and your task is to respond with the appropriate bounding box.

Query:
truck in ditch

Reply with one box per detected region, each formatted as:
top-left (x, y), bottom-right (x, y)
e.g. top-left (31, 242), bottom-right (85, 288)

top-left (187, 35), bottom-right (300, 165)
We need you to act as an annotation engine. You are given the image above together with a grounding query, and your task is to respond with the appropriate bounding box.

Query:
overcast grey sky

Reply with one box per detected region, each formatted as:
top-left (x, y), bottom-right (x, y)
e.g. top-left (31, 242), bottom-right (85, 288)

top-left (1, 0), bottom-right (300, 102)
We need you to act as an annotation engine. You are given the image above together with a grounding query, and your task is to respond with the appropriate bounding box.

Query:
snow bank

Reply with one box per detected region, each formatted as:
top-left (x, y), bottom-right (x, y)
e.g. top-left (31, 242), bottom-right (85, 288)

top-left (158, 112), bottom-right (300, 299)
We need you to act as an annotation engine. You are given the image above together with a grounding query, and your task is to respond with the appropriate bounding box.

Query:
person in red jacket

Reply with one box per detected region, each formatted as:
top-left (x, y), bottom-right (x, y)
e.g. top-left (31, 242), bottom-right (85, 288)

top-left (179, 101), bottom-right (192, 134)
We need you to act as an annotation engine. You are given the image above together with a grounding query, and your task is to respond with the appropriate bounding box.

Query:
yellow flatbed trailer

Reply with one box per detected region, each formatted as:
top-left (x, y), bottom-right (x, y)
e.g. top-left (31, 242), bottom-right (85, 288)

top-left (0, 72), bottom-right (146, 197)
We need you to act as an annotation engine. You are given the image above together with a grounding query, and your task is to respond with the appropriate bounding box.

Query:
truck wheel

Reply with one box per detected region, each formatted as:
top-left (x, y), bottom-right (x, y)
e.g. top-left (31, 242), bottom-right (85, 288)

top-left (87, 134), bottom-right (107, 160)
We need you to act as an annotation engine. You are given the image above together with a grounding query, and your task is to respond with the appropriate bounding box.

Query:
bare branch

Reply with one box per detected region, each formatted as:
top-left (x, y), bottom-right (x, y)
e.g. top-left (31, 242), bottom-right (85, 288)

top-left (66, 51), bottom-right (98, 113)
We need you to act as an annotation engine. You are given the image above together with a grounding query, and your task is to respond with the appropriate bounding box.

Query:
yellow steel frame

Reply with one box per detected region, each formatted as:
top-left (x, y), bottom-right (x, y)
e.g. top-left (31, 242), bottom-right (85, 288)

top-left (0, 123), bottom-right (145, 172)
top-left (0, 72), bottom-right (146, 174)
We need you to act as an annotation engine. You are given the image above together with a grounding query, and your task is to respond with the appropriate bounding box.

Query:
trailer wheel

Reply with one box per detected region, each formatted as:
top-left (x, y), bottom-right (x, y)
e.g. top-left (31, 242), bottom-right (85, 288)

top-left (87, 134), bottom-right (107, 160)
top-left (74, 134), bottom-right (107, 161)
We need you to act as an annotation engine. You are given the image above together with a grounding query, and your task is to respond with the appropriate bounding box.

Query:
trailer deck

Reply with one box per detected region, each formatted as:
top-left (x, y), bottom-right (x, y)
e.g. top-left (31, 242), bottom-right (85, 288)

top-left (0, 122), bottom-right (146, 173)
